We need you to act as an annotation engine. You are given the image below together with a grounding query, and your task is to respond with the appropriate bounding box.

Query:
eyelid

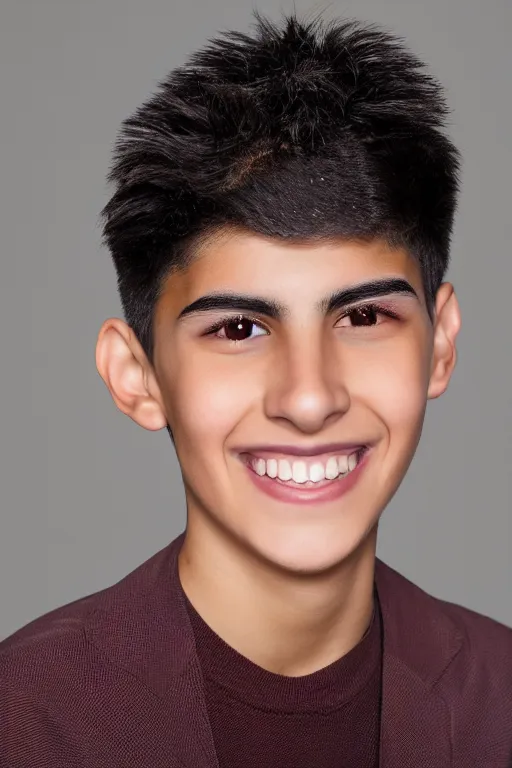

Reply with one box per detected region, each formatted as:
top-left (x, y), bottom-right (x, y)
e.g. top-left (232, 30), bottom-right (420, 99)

top-left (202, 313), bottom-right (270, 336)
top-left (337, 300), bottom-right (401, 321)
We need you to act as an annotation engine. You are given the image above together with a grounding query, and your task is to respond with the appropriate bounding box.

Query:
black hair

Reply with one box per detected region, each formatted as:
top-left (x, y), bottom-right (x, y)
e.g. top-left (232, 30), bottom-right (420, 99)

top-left (101, 11), bottom-right (461, 365)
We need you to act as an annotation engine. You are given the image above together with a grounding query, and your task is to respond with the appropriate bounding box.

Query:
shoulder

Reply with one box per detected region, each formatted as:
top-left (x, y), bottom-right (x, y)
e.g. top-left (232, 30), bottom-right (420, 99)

top-left (0, 538), bottom-right (187, 694)
top-left (375, 557), bottom-right (512, 672)
top-left (376, 560), bottom-right (512, 684)
top-left (376, 559), bottom-right (512, 763)
top-left (435, 595), bottom-right (512, 687)
top-left (0, 586), bottom-right (108, 761)
top-left (0, 543), bottom-right (185, 762)
top-left (0, 543), bottom-right (166, 685)
top-left (429, 591), bottom-right (512, 760)
top-left (440, 594), bottom-right (512, 646)
top-left (0, 585), bottom-right (109, 693)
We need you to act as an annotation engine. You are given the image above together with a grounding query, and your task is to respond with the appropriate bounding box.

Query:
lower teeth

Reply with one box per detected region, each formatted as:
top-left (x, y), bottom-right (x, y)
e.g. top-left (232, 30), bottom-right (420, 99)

top-left (270, 470), bottom-right (351, 486)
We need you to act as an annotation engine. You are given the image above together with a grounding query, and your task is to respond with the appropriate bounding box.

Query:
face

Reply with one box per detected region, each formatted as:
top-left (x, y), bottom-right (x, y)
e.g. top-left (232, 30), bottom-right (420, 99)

top-left (97, 230), bottom-right (460, 575)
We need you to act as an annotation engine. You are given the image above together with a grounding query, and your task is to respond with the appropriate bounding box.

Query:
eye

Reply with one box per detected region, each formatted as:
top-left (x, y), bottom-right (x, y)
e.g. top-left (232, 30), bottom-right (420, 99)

top-left (337, 303), bottom-right (399, 328)
top-left (205, 315), bottom-right (269, 342)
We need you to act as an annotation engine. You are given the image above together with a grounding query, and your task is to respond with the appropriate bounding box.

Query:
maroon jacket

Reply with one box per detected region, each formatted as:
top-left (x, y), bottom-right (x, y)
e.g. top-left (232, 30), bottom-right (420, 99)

top-left (1, 532), bottom-right (511, 767)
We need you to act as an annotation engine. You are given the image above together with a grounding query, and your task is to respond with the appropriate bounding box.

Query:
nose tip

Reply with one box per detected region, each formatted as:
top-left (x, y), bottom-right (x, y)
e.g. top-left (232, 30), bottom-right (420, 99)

top-left (264, 343), bottom-right (351, 432)
top-left (266, 386), bottom-right (351, 434)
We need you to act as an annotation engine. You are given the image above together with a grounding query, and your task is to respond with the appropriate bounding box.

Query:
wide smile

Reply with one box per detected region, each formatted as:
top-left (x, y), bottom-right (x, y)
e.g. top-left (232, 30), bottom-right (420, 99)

top-left (239, 447), bottom-right (370, 505)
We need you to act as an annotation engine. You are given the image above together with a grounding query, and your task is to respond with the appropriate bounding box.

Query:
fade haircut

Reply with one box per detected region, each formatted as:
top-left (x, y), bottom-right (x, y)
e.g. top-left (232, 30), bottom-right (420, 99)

top-left (101, 12), bottom-right (461, 364)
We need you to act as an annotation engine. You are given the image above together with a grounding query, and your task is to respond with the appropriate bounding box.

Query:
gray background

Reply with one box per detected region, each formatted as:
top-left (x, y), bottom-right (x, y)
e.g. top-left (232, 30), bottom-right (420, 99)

top-left (1, 0), bottom-right (510, 641)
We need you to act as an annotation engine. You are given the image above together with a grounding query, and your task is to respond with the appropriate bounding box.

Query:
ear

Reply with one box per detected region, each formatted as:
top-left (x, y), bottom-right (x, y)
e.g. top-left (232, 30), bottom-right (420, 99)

top-left (427, 283), bottom-right (462, 400)
top-left (95, 318), bottom-right (168, 430)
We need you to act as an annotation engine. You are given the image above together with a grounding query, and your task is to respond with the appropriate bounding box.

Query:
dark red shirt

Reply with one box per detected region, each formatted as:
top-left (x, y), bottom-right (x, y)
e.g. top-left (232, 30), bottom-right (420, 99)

top-left (184, 587), bottom-right (383, 768)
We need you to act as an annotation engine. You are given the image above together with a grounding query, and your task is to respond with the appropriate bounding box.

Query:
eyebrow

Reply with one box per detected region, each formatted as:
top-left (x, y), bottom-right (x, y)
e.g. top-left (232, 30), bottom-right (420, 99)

top-left (176, 278), bottom-right (418, 322)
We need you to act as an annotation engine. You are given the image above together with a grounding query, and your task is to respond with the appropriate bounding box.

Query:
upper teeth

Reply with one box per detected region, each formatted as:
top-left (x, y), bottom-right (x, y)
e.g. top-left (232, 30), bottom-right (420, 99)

top-left (251, 453), bottom-right (360, 483)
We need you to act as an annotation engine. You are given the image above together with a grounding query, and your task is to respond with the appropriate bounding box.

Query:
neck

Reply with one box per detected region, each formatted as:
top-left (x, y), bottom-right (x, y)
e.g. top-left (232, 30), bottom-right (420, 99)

top-left (178, 519), bottom-right (378, 677)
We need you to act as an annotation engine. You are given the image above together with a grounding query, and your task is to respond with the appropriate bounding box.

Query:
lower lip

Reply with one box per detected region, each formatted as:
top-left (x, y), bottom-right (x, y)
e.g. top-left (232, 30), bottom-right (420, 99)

top-left (242, 451), bottom-right (369, 505)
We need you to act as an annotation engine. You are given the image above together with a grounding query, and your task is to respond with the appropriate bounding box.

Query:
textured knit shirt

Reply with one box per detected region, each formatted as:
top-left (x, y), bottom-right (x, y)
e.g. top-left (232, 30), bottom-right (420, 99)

top-left (183, 587), bottom-right (383, 768)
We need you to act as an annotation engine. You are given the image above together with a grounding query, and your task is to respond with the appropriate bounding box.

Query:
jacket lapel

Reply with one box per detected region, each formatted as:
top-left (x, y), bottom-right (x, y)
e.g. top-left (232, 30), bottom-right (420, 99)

top-left (379, 653), bottom-right (452, 767)
top-left (87, 533), bottom-right (219, 767)
top-left (87, 534), bottom-right (462, 768)
top-left (375, 559), bottom-right (462, 768)
top-left (161, 656), bottom-right (219, 768)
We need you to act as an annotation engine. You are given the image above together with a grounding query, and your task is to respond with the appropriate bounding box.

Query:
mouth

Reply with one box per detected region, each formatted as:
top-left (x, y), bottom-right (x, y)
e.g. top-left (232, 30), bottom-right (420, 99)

top-left (239, 447), bottom-right (370, 504)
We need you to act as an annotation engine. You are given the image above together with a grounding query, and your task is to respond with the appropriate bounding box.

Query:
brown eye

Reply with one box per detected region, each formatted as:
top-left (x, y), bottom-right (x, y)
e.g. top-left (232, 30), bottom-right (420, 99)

top-left (214, 316), bottom-right (268, 342)
top-left (224, 317), bottom-right (255, 341)
top-left (348, 306), bottom-right (379, 326)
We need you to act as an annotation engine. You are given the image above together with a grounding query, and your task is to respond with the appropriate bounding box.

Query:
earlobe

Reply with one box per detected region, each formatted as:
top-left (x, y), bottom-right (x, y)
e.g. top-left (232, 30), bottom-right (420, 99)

top-left (95, 319), bottom-right (168, 431)
top-left (427, 284), bottom-right (462, 400)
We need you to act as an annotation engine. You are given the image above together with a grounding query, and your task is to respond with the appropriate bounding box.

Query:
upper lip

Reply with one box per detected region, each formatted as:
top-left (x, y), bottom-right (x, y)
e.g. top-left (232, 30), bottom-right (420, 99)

top-left (237, 442), bottom-right (368, 458)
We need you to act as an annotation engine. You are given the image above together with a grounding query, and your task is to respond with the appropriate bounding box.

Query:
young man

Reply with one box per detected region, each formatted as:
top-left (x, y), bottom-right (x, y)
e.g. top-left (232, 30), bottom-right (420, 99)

top-left (1, 11), bottom-right (511, 768)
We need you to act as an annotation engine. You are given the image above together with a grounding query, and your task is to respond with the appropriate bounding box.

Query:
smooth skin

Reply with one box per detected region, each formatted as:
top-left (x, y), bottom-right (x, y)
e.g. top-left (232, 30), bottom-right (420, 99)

top-left (96, 229), bottom-right (461, 677)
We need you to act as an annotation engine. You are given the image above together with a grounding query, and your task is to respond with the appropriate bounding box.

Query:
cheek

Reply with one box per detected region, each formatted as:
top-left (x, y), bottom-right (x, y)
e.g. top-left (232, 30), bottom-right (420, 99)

top-left (166, 354), bottom-right (256, 446)
top-left (351, 340), bottom-right (429, 432)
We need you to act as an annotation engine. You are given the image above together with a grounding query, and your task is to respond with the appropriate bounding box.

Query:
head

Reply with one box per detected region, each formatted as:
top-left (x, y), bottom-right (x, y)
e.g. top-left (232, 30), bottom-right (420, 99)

top-left (96, 13), bottom-right (461, 575)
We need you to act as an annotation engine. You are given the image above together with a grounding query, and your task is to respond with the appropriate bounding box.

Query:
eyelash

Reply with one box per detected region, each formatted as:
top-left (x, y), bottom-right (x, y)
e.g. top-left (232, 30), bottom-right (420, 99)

top-left (203, 302), bottom-right (401, 340)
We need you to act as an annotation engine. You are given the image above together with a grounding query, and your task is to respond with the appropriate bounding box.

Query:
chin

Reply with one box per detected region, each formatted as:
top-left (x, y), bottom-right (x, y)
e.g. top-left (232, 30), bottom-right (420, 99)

top-left (245, 524), bottom-right (376, 577)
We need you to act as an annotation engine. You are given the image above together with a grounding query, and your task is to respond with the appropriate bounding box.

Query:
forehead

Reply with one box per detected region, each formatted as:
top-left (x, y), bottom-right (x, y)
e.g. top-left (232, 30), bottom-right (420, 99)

top-left (158, 230), bottom-right (424, 316)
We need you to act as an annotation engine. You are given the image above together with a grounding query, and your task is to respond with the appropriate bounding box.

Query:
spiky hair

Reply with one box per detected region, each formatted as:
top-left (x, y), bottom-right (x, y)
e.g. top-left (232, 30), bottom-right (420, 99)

top-left (101, 12), bottom-right (461, 362)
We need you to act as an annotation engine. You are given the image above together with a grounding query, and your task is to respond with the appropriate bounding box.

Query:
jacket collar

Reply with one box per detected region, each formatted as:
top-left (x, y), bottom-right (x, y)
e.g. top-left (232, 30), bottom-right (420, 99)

top-left (87, 532), bottom-right (463, 767)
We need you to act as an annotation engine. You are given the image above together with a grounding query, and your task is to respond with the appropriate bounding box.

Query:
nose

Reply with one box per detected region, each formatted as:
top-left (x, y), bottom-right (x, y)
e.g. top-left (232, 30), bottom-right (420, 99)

top-left (263, 335), bottom-right (351, 434)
